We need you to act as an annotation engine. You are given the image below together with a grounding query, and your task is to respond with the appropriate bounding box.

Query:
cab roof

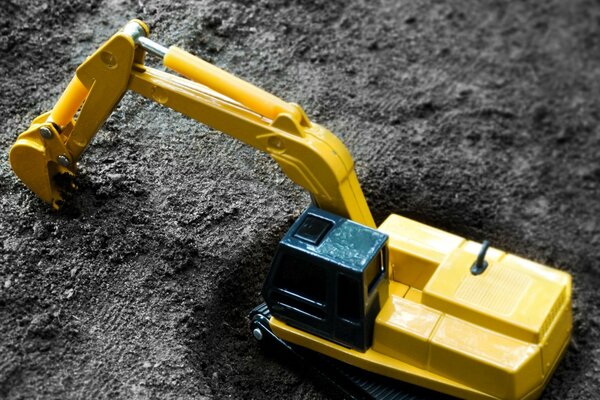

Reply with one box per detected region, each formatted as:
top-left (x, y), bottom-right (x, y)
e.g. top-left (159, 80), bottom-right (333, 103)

top-left (282, 206), bottom-right (388, 273)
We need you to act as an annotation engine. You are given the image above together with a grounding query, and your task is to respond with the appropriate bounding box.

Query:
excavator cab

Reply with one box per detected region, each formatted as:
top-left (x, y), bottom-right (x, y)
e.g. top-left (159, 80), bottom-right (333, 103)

top-left (263, 207), bottom-right (389, 351)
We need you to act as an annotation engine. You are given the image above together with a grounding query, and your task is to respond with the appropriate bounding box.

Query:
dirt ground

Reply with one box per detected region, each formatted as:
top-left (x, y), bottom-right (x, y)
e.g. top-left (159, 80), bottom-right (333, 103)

top-left (1, 0), bottom-right (599, 399)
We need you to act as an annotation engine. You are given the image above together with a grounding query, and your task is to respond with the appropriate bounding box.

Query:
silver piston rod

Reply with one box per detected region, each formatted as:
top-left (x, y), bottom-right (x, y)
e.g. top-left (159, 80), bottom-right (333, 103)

top-left (122, 20), bottom-right (168, 58)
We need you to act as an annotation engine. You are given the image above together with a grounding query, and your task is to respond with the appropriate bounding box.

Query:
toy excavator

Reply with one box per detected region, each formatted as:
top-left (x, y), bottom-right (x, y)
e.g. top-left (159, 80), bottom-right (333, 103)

top-left (9, 20), bottom-right (571, 400)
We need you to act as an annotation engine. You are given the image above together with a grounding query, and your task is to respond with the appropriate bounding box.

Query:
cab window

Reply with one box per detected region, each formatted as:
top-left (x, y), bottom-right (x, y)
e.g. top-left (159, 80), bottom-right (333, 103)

top-left (273, 254), bottom-right (327, 304)
top-left (337, 273), bottom-right (361, 320)
top-left (365, 251), bottom-right (385, 293)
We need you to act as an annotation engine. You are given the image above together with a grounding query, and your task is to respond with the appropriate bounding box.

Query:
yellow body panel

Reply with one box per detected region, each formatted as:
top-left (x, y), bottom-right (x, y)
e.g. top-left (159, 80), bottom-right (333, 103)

top-left (272, 213), bottom-right (572, 400)
top-left (373, 294), bottom-right (441, 369)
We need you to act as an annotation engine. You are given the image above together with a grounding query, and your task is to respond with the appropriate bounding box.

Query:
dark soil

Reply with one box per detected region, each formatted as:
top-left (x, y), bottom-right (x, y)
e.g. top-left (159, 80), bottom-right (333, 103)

top-left (1, 0), bottom-right (599, 399)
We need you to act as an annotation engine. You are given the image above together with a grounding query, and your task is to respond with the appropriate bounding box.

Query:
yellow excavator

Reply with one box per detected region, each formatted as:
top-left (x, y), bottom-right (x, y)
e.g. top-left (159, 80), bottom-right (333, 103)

top-left (9, 20), bottom-right (571, 400)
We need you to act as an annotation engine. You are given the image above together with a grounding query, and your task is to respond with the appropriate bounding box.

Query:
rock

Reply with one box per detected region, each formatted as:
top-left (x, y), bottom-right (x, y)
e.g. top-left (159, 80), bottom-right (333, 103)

top-left (27, 312), bottom-right (57, 339)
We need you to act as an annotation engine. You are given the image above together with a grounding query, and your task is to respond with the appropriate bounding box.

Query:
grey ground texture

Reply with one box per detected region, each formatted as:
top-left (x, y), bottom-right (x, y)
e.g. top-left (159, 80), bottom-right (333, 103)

top-left (1, 0), bottom-right (599, 399)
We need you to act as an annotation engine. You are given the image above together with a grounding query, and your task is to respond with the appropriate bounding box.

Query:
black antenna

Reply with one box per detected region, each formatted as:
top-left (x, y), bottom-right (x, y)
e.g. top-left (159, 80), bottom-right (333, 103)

top-left (470, 240), bottom-right (490, 275)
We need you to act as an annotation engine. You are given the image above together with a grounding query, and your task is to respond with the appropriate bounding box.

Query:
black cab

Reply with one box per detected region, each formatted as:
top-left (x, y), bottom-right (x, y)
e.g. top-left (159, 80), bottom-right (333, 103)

top-left (263, 207), bottom-right (389, 351)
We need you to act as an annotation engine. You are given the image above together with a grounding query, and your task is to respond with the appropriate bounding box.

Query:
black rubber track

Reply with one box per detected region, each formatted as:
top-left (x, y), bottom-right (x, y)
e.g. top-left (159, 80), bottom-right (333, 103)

top-left (250, 303), bottom-right (456, 400)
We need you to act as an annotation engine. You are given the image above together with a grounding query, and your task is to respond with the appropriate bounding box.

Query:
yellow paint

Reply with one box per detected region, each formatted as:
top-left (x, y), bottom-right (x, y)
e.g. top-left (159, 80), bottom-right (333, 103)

top-left (374, 294), bottom-right (441, 369)
top-left (405, 287), bottom-right (423, 303)
top-left (423, 247), bottom-right (570, 344)
top-left (9, 112), bottom-right (76, 209)
top-left (378, 213), bottom-right (464, 289)
top-left (164, 46), bottom-right (300, 122)
top-left (9, 26), bottom-right (139, 208)
top-left (49, 75), bottom-right (89, 127)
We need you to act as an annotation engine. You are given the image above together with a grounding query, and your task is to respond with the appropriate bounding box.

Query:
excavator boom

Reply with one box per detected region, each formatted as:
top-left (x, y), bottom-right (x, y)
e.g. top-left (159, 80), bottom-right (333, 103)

top-left (9, 20), bottom-right (375, 227)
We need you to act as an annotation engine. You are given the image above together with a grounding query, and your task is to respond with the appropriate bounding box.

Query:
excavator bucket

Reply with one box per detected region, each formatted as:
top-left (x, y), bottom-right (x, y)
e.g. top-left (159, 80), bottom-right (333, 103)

top-left (9, 112), bottom-right (77, 209)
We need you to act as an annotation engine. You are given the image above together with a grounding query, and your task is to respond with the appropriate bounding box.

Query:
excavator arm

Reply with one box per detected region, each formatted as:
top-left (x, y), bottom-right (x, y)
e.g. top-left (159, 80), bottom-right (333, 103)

top-left (9, 20), bottom-right (375, 228)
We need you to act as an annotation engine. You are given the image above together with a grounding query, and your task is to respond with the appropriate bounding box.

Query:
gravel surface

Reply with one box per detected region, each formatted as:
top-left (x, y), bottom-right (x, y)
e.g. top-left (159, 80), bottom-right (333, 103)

top-left (1, 1), bottom-right (599, 399)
